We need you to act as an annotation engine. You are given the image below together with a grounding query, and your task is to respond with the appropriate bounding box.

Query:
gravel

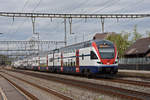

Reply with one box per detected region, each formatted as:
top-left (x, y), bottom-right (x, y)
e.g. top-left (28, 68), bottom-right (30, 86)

top-left (1, 72), bottom-right (62, 100)
top-left (3, 70), bottom-right (121, 100)
top-left (20, 70), bottom-right (150, 94)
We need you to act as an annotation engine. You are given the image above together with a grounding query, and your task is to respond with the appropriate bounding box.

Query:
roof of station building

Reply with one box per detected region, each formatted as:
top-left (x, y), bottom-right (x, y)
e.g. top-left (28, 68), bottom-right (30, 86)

top-left (93, 32), bottom-right (116, 40)
top-left (125, 37), bottom-right (150, 56)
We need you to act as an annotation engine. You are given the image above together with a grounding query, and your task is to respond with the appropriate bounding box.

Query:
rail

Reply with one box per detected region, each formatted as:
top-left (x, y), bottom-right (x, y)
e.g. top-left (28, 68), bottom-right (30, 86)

top-left (10, 69), bottom-right (150, 100)
top-left (1, 71), bottom-right (73, 100)
top-left (0, 73), bottom-right (39, 100)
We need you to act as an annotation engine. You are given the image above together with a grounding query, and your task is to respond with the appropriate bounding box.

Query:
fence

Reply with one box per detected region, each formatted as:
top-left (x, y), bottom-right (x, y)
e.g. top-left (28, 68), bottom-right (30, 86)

top-left (119, 57), bottom-right (150, 64)
top-left (119, 57), bottom-right (150, 70)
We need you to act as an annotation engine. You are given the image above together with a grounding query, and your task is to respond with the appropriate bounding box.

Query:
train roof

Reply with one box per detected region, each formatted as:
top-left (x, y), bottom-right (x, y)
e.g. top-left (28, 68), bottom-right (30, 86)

top-left (48, 39), bottom-right (114, 53)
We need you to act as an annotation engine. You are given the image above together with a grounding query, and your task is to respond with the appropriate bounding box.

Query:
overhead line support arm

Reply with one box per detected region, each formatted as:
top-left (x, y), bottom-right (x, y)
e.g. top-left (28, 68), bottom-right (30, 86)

top-left (0, 12), bottom-right (147, 19)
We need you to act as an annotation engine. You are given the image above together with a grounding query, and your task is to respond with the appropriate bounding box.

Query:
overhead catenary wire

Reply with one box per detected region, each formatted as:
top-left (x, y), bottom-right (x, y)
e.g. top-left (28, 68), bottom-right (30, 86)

top-left (64, 0), bottom-right (121, 36)
top-left (7, 0), bottom-right (31, 34)
top-left (90, 0), bottom-right (119, 13)
top-left (12, 0), bottom-right (43, 35)
top-left (118, 0), bottom-right (145, 13)
top-left (32, 0), bottom-right (42, 12)
top-left (2, 0), bottom-right (148, 44)
top-left (22, 0), bottom-right (30, 12)
top-left (112, 0), bottom-right (146, 32)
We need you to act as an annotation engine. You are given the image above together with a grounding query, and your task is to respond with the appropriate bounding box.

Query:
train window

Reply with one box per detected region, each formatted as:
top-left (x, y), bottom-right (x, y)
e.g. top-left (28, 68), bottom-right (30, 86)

top-left (49, 58), bottom-right (53, 62)
top-left (57, 57), bottom-right (59, 62)
top-left (71, 62), bottom-right (72, 66)
top-left (66, 62), bottom-right (67, 67)
top-left (90, 51), bottom-right (98, 59)
top-left (63, 62), bottom-right (65, 66)
top-left (82, 54), bottom-right (84, 60)
top-left (69, 62), bottom-right (70, 67)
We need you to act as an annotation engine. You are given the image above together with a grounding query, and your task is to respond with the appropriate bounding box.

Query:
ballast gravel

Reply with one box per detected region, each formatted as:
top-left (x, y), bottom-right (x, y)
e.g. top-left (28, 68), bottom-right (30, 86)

top-left (0, 73), bottom-right (63, 100)
top-left (21, 70), bottom-right (150, 94)
top-left (2, 70), bottom-right (122, 100)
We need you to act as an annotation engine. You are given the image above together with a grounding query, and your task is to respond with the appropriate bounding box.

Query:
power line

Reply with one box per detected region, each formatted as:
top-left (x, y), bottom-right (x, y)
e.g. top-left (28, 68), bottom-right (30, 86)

top-left (1, 12), bottom-right (146, 18)
top-left (117, 0), bottom-right (145, 13)
top-left (64, 0), bottom-right (120, 33)
top-left (91, 0), bottom-right (118, 13)
top-left (99, 0), bottom-right (121, 13)
top-left (7, 0), bottom-right (30, 34)
top-left (22, 0), bottom-right (30, 12)
top-left (1, 12), bottom-right (148, 34)
top-left (11, 0), bottom-right (43, 35)
top-left (113, 0), bottom-right (146, 29)
top-left (32, 0), bottom-right (43, 12)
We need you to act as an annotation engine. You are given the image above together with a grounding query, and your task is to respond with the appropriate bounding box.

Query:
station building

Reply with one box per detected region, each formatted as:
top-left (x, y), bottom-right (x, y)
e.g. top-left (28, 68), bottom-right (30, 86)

top-left (124, 37), bottom-right (150, 58)
top-left (119, 37), bottom-right (150, 70)
top-left (92, 32), bottom-right (116, 40)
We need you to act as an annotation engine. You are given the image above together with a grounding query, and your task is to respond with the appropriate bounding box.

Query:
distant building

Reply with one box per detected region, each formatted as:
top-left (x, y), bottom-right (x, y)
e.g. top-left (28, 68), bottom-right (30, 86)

top-left (93, 32), bottom-right (116, 40)
top-left (120, 37), bottom-right (150, 70)
top-left (124, 37), bottom-right (150, 58)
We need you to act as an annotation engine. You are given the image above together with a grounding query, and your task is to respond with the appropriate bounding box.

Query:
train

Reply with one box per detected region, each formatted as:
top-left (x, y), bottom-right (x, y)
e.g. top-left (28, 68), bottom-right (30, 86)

top-left (12, 39), bottom-right (118, 76)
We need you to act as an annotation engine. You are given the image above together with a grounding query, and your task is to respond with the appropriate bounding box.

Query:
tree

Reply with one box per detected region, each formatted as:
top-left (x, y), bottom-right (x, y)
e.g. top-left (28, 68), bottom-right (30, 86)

top-left (105, 25), bottom-right (144, 57)
top-left (131, 25), bottom-right (142, 43)
top-left (0, 55), bottom-right (11, 65)
top-left (146, 31), bottom-right (150, 37)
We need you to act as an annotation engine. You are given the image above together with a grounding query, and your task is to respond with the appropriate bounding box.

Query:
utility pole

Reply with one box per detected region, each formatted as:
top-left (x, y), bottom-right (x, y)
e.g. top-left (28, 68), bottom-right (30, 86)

top-left (31, 17), bottom-right (36, 34)
top-left (64, 18), bottom-right (67, 46)
top-left (35, 33), bottom-right (40, 55)
top-left (69, 18), bottom-right (72, 35)
top-left (83, 33), bottom-right (85, 42)
top-left (101, 18), bottom-right (105, 33)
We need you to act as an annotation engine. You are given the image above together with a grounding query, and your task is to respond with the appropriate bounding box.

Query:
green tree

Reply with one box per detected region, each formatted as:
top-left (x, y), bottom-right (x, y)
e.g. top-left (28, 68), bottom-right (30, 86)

top-left (0, 55), bottom-right (11, 65)
top-left (131, 25), bottom-right (142, 43)
top-left (146, 31), bottom-right (150, 37)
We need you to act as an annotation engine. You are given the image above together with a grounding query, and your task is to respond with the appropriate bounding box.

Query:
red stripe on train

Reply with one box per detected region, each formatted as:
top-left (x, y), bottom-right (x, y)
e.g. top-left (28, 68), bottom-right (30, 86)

top-left (61, 52), bottom-right (63, 72)
top-left (76, 50), bottom-right (80, 72)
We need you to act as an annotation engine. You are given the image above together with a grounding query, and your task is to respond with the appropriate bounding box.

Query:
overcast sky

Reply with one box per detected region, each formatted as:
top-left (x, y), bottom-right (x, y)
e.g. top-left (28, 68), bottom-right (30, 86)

top-left (0, 0), bottom-right (150, 44)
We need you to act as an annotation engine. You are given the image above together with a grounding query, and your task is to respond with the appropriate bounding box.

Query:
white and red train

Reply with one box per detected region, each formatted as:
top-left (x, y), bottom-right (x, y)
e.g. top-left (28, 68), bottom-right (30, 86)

top-left (13, 40), bottom-right (118, 76)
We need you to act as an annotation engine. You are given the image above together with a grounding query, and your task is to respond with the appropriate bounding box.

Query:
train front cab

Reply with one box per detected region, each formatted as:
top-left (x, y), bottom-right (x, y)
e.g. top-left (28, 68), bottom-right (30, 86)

top-left (90, 40), bottom-right (118, 75)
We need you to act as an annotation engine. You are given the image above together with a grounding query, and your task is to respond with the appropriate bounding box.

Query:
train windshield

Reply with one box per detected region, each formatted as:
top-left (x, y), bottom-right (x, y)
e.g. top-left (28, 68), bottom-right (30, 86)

top-left (99, 48), bottom-right (115, 59)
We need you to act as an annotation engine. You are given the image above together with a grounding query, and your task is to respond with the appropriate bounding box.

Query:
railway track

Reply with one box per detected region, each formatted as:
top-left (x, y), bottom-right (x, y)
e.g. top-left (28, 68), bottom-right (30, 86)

top-left (6, 69), bottom-right (150, 100)
top-left (0, 71), bottom-right (73, 100)
top-left (0, 73), bottom-right (39, 100)
top-left (95, 78), bottom-right (150, 87)
top-left (116, 74), bottom-right (150, 81)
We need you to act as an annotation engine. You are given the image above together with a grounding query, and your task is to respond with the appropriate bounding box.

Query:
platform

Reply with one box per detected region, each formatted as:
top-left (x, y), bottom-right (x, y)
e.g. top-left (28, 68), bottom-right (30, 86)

top-left (0, 92), bottom-right (2, 100)
top-left (0, 76), bottom-right (27, 100)
top-left (118, 69), bottom-right (150, 78)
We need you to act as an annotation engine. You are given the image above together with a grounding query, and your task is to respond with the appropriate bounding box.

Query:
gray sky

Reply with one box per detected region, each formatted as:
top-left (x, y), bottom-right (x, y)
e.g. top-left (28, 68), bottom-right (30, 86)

top-left (0, 0), bottom-right (150, 44)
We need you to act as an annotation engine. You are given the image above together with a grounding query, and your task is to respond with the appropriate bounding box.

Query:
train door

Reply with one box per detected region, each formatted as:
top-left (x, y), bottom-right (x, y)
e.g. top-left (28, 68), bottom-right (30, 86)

top-left (53, 52), bottom-right (55, 67)
top-left (38, 56), bottom-right (40, 70)
top-left (76, 49), bottom-right (80, 72)
top-left (61, 52), bottom-right (63, 72)
top-left (46, 55), bottom-right (48, 71)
